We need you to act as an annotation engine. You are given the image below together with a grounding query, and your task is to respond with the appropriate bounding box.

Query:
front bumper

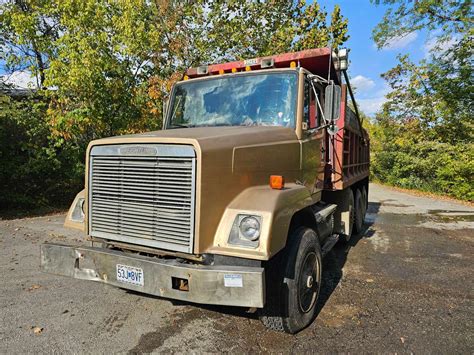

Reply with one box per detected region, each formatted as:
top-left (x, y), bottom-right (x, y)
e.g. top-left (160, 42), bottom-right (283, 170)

top-left (40, 243), bottom-right (265, 308)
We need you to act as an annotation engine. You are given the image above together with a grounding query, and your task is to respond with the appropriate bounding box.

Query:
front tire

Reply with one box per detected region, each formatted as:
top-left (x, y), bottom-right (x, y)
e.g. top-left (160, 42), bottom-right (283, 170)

top-left (260, 227), bottom-right (322, 333)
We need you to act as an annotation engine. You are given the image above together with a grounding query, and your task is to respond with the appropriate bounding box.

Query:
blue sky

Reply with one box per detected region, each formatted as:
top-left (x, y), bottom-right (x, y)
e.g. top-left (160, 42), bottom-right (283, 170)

top-left (2, 1), bottom-right (430, 116)
top-left (321, 0), bottom-right (429, 115)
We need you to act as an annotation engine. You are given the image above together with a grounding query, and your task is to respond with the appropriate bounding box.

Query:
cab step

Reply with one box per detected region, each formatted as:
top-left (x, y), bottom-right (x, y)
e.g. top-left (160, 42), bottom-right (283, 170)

top-left (322, 234), bottom-right (339, 257)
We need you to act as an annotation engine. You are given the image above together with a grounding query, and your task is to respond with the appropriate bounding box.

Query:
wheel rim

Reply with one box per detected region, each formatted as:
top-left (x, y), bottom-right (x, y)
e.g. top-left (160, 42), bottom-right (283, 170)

top-left (298, 251), bottom-right (320, 313)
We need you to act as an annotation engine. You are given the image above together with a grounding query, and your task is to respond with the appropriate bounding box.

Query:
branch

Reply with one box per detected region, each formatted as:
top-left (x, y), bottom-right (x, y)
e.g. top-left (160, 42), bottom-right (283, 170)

top-left (425, 8), bottom-right (469, 24)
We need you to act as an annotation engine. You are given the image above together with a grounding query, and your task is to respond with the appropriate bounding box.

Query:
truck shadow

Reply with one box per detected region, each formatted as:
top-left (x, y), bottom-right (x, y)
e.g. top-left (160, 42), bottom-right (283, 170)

top-left (131, 202), bottom-right (382, 325)
top-left (315, 201), bottom-right (380, 317)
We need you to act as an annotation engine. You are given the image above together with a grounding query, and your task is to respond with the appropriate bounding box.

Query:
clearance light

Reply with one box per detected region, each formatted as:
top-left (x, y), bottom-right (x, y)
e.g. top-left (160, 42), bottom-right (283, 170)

top-left (219, 69), bottom-right (224, 75)
top-left (245, 66), bottom-right (251, 71)
top-left (270, 175), bottom-right (285, 190)
top-left (183, 75), bottom-right (189, 80)
top-left (231, 68), bottom-right (237, 73)
top-left (290, 61), bottom-right (296, 68)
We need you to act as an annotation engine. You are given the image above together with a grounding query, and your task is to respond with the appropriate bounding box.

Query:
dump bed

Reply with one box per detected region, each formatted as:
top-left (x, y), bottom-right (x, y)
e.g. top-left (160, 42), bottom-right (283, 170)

top-left (326, 84), bottom-right (370, 190)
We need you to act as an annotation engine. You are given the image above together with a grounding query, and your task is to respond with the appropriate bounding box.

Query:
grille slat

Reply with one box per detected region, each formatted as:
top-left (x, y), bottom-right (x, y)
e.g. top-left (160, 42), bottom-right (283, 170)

top-left (89, 145), bottom-right (196, 253)
top-left (92, 218), bottom-right (191, 238)
top-left (92, 189), bottom-right (192, 201)
top-left (91, 210), bottom-right (192, 226)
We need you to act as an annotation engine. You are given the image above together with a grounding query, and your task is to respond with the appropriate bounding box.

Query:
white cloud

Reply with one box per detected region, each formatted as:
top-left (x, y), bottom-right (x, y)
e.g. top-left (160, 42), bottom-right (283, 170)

top-left (382, 31), bottom-right (418, 50)
top-left (357, 86), bottom-right (390, 116)
top-left (423, 35), bottom-right (458, 58)
top-left (358, 96), bottom-right (387, 116)
top-left (351, 75), bottom-right (375, 93)
top-left (1, 70), bottom-right (38, 89)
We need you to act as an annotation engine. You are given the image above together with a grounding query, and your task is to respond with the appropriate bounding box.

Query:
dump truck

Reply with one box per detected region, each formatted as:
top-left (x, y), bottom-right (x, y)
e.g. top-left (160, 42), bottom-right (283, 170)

top-left (41, 47), bottom-right (370, 333)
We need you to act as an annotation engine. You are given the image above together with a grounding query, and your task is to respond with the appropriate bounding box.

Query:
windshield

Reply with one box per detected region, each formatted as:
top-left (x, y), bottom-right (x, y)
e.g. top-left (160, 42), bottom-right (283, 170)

top-left (167, 72), bottom-right (297, 128)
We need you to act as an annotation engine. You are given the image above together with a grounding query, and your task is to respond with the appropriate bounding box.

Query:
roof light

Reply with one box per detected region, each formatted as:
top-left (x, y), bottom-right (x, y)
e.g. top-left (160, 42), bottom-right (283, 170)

top-left (290, 61), bottom-right (296, 68)
top-left (334, 48), bottom-right (349, 71)
top-left (261, 58), bottom-right (274, 68)
top-left (197, 65), bottom-right (209, 75)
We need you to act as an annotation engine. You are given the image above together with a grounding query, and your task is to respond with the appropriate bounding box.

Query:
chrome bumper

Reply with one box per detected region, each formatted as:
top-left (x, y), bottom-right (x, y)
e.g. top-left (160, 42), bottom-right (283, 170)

top-left (40, 243), bottom-right (265, 308)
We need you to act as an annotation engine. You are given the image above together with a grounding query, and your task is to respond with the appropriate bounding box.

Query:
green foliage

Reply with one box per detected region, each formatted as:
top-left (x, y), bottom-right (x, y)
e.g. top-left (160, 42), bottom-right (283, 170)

top-left (0, 0), bottom-right (349, 212)
top-left (372, 0), bottom-right (473, 143)
top-left (368, 0), bottom-right (473, 201)
top-left (366, 118), bottom-right (474, 201)
top-left (372, 0), bottom-right (472, 49)
top-left (0, 94), bottom-right (82, 211)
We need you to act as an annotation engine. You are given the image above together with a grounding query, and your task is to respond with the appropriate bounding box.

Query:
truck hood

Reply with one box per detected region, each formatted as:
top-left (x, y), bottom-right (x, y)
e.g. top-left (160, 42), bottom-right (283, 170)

top-left (87, 126), bottom-right (302, 255)
top-left (91, 125), bottom-right (299, 150)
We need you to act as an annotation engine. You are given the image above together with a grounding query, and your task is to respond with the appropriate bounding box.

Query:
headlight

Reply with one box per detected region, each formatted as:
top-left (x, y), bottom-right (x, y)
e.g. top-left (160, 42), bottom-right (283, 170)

top-left (228, 214), bottom-right (262, 248)
top-left (239, 216), bottom-right (260, 241)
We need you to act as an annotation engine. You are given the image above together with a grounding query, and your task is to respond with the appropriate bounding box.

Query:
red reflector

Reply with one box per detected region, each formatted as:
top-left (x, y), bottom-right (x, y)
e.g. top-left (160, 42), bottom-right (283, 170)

top-left (270, 175), bottom-right (285, 190)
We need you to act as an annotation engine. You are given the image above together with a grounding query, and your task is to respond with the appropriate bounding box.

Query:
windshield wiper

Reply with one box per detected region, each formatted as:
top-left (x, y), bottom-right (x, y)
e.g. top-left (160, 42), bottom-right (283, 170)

top-left (169, 123), bottom-right (193, 128)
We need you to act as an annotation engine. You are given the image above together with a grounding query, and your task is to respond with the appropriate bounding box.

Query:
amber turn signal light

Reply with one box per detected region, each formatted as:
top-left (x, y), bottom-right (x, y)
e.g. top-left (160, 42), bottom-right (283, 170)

top-left (270, 175), bottom-right (285, 190)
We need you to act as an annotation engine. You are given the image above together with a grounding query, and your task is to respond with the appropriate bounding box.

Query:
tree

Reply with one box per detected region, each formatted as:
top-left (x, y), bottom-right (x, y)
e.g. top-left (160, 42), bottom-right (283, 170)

top-left (1, 0), bottom-right (349, 146)
top-left (0, 0), bottom-right (350, 210)
top-left (0, 0), bottom-right (61, 88)
top-left (372, 0), bottom-right (473, 143)
top-left (369, 0), bottom-right (473, 200)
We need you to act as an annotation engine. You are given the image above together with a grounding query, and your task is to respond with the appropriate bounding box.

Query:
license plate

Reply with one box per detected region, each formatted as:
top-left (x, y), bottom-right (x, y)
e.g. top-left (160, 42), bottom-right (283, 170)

top-left (116, 264), bottom-right (144, 286)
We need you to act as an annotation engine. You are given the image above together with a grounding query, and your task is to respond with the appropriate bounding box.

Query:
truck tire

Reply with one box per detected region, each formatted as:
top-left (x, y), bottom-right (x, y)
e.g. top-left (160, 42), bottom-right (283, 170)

top-left (340, 189), bottom-right (355, 242)
top-left (361, 186), bottom-right (368, 218)
top-left (353, 188), bottom-right (364, 234)
top-left (260, 227), bottom-right (322, 334)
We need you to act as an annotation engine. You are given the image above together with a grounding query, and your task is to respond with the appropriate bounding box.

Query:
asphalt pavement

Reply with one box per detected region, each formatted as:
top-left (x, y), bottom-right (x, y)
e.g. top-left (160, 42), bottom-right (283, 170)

top-left (0, 183), bottom-right (473, 353)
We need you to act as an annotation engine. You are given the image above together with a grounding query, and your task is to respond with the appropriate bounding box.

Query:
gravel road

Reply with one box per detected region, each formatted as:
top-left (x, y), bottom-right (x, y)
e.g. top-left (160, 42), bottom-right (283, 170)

top-left (1, 183), bottom-right (473, 353)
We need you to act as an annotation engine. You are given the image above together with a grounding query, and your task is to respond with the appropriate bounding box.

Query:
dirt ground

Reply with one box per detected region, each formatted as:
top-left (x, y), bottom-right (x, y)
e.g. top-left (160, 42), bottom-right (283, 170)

top-left (0, 183), bottom-right (473, 353)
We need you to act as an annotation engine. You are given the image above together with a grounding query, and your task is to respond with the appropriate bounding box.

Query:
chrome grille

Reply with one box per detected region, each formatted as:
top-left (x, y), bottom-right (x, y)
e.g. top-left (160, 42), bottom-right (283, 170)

top-left (89, 145), bottom-right (196, 253)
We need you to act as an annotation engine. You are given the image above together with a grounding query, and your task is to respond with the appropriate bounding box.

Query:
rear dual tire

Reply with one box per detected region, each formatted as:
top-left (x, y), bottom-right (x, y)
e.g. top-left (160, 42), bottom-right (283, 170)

top-left (353, 186), bottom-right (367, 235)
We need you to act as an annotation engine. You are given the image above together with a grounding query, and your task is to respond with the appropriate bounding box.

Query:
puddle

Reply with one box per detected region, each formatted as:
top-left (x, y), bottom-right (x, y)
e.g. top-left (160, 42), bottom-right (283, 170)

top-left (427, 210), bottom-right (474, 222)
top-left (366, 210), bottom-right (474, 227)
top-left (366, 230), bottom-right (390, 253)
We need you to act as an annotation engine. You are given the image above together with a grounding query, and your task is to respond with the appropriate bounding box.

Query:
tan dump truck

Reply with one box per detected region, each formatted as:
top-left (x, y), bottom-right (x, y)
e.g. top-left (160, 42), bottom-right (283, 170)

top-left (41, 47), bottom-right (370, 333)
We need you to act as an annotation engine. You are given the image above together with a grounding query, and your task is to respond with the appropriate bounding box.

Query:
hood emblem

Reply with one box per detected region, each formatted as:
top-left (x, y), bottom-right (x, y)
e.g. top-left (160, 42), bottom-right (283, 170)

top-left (119, 146), bottom-right (157, 156)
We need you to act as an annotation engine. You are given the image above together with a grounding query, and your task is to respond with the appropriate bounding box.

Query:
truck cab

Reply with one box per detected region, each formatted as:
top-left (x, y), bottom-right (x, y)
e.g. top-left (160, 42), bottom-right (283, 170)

top-left (42, 47), bottom-right (369, 334)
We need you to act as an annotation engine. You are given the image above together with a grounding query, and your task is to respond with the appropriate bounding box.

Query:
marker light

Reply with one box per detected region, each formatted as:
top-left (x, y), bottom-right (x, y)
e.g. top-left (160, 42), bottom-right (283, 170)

top-left (290, 61), bottom-right (296, 68)
top-left (270, 175), bottom-right (285, 190)
top-left (245, 66), bottom-right (251, 71)
top-left (183, 75), bottom-right (189, 80)
top-left (219, 69), bottom-right (224, 75)
top-left (231, 68), bottom-right (237, 73)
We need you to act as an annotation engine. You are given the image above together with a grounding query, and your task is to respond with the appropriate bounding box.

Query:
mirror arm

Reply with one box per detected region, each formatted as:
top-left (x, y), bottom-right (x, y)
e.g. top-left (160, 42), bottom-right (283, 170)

top-left (310, 81), bottom-right (328, 125)
top-left (308, 74), bottom-right (329, 85)
top-left (342, 70), bottom-right (365, 141)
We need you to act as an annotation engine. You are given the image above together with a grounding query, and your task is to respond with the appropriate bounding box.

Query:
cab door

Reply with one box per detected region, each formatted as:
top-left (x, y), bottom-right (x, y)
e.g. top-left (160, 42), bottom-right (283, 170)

top-left (301, 77), bottom-right (326, 197)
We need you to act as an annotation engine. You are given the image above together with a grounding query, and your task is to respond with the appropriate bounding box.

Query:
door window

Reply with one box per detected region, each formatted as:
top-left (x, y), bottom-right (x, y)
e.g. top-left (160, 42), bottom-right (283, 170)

top-left (303, 79), bottom-right (322, 129)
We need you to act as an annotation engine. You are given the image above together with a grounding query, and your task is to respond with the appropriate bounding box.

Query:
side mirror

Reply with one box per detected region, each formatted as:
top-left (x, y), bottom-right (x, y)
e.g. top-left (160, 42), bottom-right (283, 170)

top-left (324, 84), bottom-right (342, 121)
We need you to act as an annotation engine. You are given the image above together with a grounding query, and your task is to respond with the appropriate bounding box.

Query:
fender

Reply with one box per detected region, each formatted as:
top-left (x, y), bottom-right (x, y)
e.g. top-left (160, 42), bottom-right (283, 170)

top-left (64, 189), bottom-right (86, 232)
top-left (207, 183), bottom-right (316, 260)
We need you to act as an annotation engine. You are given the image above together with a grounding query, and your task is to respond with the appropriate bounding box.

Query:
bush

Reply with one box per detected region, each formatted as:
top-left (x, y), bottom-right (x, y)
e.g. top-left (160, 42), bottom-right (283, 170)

top-left (370, 138), bottom-right (474, 201)
top-left (0, 94), bottom-right (83, 213)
